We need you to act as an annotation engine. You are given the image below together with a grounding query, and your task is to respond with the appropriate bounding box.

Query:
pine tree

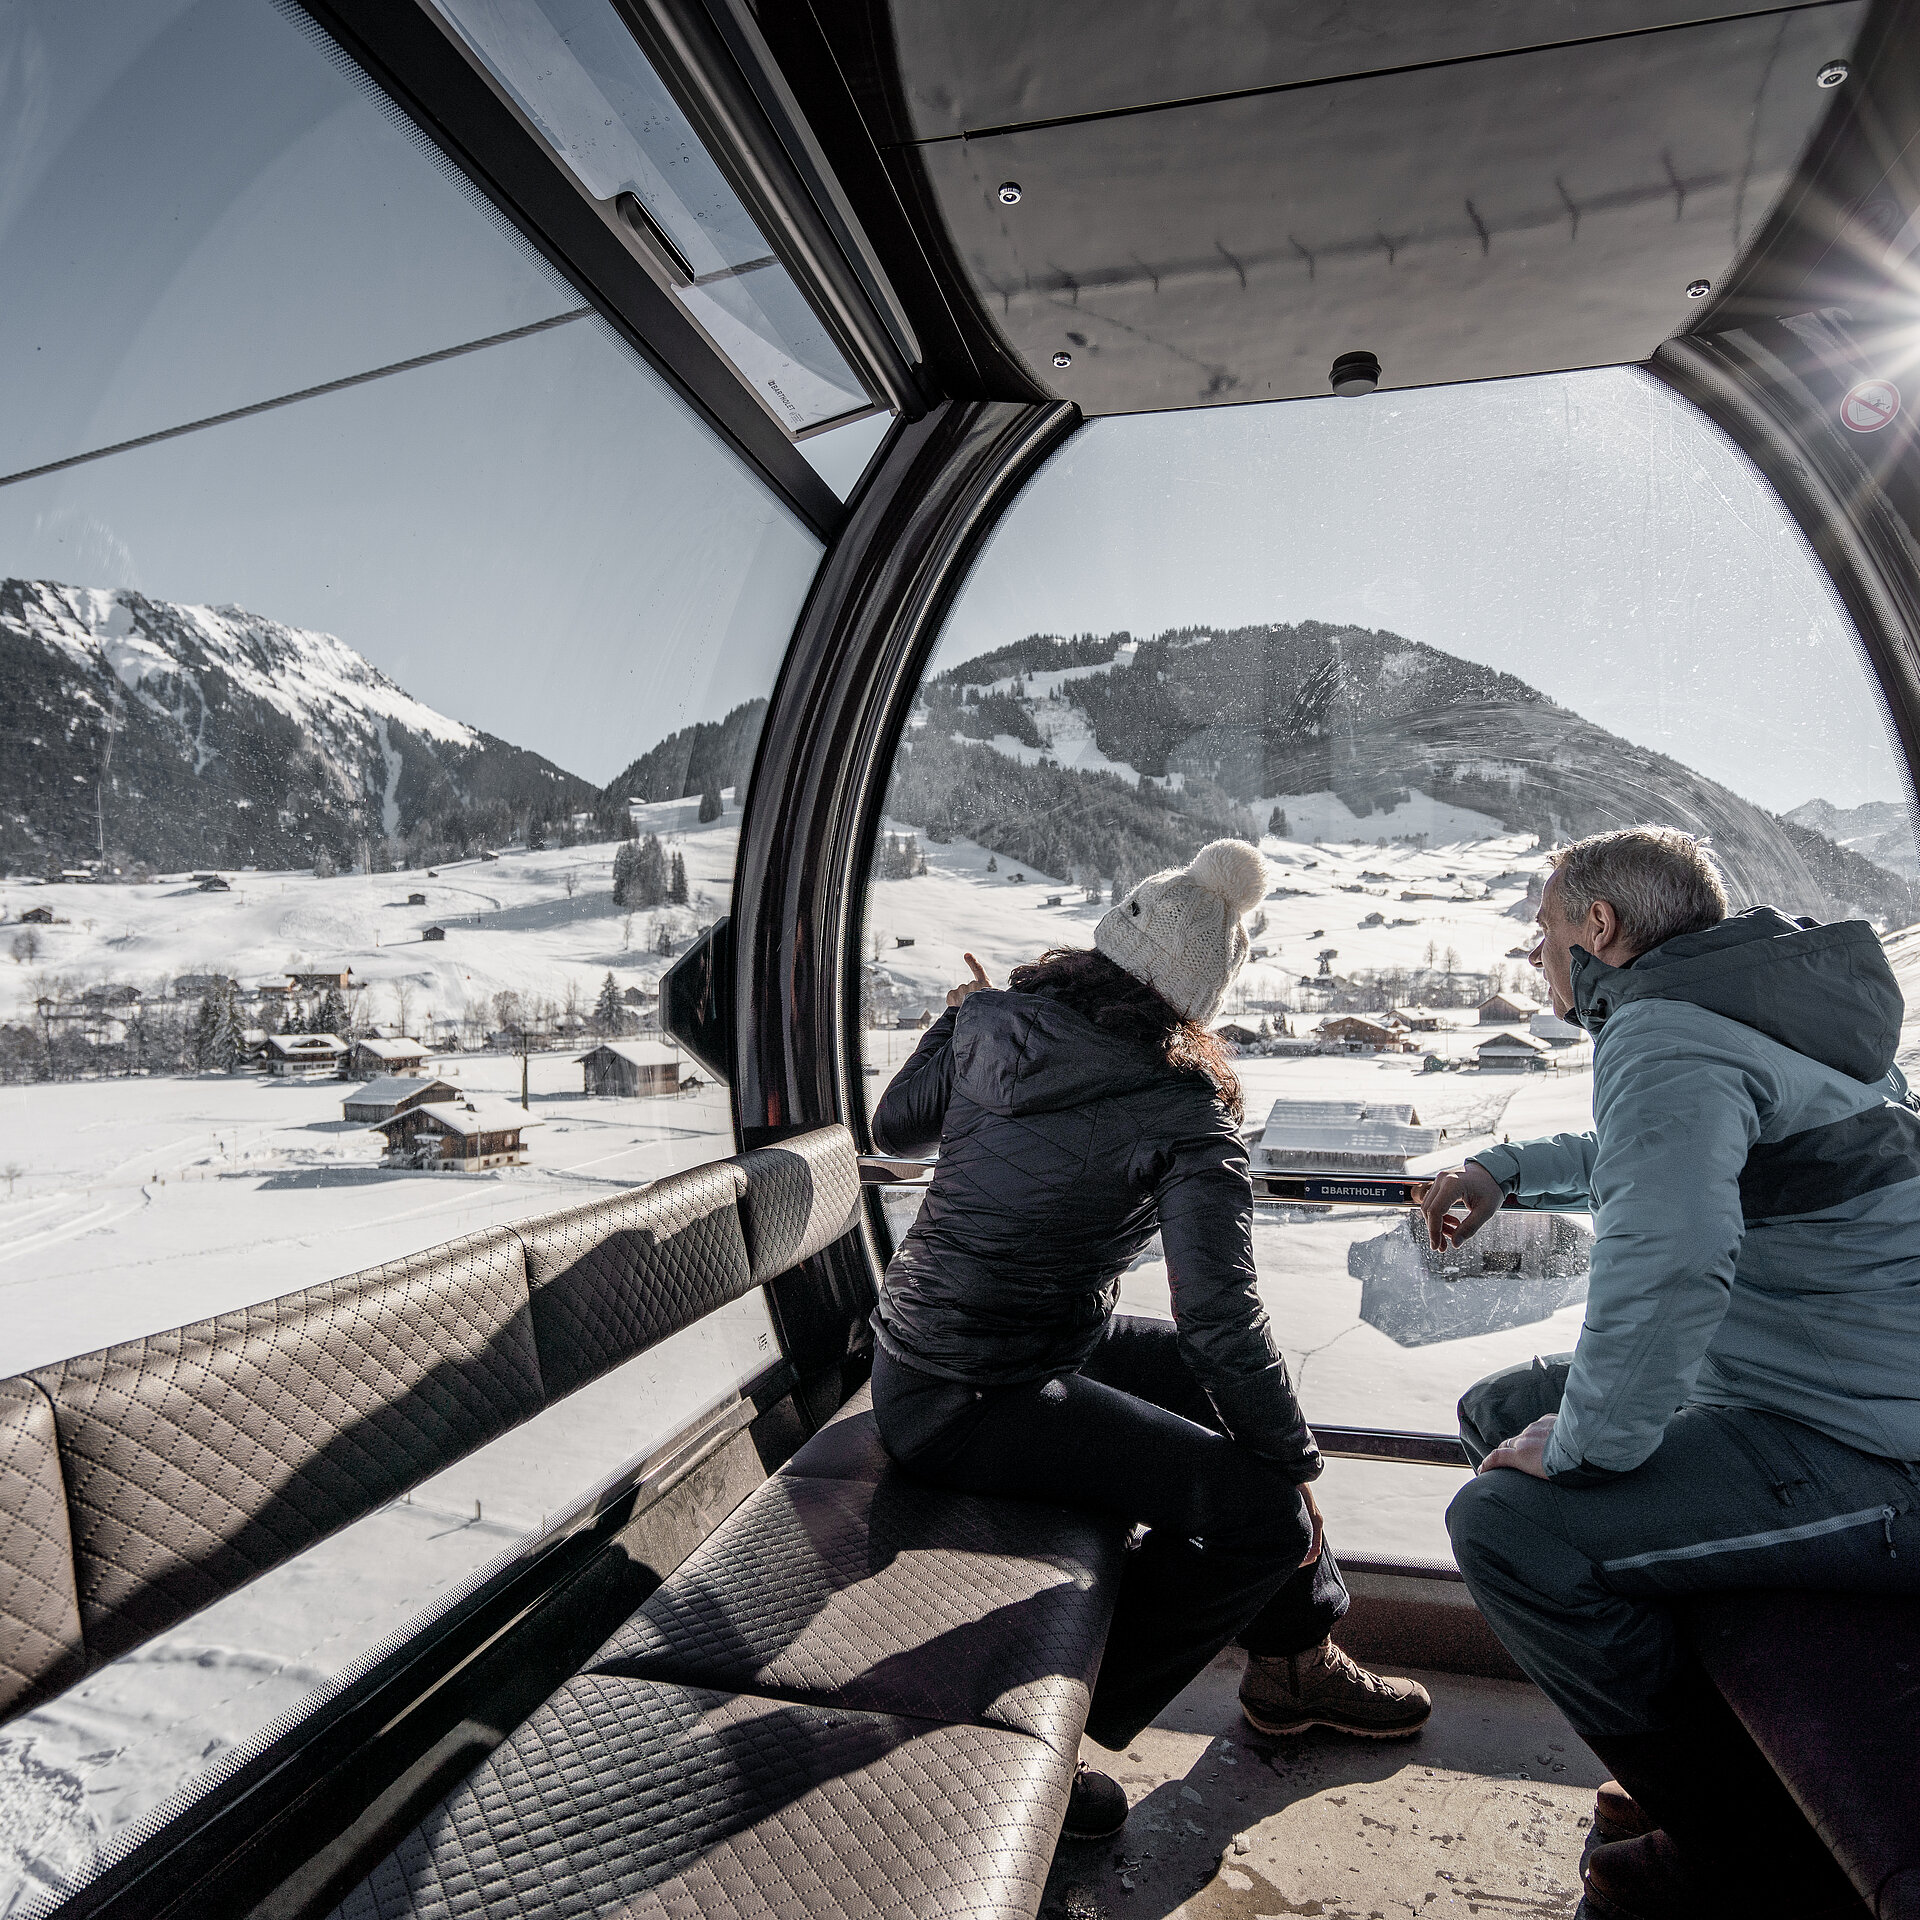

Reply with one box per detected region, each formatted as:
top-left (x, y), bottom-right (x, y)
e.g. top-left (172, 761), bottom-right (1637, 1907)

top-left (593, 972), bottom-right (622, 1035)
top-left (986, 855), bottom-right (997, 872)
top-left (669, 851), bottom-right (689, 904)
top-left (698, 784), bottom-right (723, 824)
top-left (1268, 807), bottom-right (1290, 838)
top-left (317, 987), bottom-right (348, 1037)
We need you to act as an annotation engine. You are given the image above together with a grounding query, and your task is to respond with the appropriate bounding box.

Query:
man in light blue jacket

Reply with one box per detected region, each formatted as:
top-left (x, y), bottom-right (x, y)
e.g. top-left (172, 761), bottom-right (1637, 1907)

top-left (1424, 826), bottom-right (1920, 1920)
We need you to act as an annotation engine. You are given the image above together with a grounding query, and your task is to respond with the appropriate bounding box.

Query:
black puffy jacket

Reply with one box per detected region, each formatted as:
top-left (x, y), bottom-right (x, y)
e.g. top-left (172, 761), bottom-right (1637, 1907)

top-left (870, 989), bottom-right (1320, 1481)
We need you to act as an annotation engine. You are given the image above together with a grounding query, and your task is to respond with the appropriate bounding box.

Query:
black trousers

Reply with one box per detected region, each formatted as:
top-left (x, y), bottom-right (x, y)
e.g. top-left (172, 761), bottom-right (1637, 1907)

top-left (871, 1314), bottom-right (1349, 1749)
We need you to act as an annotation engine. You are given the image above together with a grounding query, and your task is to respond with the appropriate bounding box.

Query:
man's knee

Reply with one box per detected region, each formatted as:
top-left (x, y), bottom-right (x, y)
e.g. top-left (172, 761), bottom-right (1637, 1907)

top-left (1457, 1353), bottom-right (1573, 1466)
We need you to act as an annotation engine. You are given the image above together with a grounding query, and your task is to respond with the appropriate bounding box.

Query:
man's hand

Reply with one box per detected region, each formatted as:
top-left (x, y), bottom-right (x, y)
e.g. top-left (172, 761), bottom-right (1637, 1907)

top-left (1416, 1161), bottom-right (1505, 1251)
top-left (946, 953), bottom-right (991, 1010)
top-left (1298, 1482), bottom-right (1325, 1566)
top-left (1477, 1414), bottom-right (1557, 1480)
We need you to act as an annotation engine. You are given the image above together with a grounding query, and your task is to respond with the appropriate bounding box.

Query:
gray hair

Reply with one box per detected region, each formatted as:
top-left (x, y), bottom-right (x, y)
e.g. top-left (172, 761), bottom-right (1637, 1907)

top-left (1549, 827), bottom-right (1728, 953)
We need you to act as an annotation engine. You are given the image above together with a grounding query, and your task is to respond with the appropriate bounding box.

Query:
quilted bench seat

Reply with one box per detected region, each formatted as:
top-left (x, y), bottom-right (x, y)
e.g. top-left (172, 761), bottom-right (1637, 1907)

top-left (1688, 1591), bottom-right (1920, 1920)
top-left (328, 1385), bottom-right (1129, 1920)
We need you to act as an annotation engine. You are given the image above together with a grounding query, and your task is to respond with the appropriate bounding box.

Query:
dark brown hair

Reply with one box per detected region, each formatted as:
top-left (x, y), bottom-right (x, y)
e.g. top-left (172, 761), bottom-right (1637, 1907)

top-left (1007, 947), bottom-right (1244, 1121)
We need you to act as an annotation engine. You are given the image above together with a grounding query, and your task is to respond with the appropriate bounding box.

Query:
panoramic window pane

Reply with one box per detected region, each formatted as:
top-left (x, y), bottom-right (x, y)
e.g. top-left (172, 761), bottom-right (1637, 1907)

top-left (0, 0), bottom-right (820, 1897)
top-left (860, 366), bottom-right (1918, 1562)
top-left (426, 0), bottom-right (872, 433)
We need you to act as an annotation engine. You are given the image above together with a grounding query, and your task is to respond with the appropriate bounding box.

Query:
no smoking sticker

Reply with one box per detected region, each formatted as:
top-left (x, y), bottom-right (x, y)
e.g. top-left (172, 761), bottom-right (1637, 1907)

top-left (1841, 379), bottom-right (1901, 432)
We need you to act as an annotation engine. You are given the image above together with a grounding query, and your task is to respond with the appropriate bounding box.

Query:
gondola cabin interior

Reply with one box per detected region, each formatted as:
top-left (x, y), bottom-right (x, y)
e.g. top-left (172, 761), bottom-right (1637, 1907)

top-left (2, 1), bottom-right (1919, 1916)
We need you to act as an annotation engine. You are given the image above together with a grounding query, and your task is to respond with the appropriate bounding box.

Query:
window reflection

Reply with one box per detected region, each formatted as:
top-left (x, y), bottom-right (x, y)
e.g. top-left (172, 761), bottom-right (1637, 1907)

top-left (425, 0), bottom-right (873, 433)
top-left (0, 0), bottom-right (819, 1893)
top-left (860, 366), bottom-right (1919, 1561)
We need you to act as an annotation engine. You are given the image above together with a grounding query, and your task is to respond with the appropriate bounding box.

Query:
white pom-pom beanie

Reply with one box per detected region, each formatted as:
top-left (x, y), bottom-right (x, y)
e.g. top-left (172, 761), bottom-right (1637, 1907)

top-left (1094, 839), bottom-right (1270, 1024)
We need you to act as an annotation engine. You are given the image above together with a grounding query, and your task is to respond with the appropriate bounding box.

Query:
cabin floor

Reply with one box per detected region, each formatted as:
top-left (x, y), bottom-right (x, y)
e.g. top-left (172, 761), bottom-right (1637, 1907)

top-left (1046, 1650), bottom-right (1606, 1920)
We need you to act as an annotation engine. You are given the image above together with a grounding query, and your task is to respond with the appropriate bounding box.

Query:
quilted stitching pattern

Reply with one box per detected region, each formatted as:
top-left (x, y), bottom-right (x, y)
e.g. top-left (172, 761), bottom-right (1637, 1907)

top-left (781, 1387), bottom-right (890, 1485)
top-left (737, 1128), bottom-right (861, 1283)
top-left (31, 1229), bottom-right (540, 1663)
top-left (0, 1377), bottom-right (84, 1721)
top-left (586, 1471), bottom-right (1123, 1756)
top-left (329, 1677), bottom-right (1070, 1920)
top-left (517, 1160), bottom-right (752, 1400)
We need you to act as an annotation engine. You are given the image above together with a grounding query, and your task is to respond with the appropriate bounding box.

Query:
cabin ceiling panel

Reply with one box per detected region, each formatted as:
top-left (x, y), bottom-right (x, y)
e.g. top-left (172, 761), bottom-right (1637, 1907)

top-left (909, 4), bottom-right (1865, 414)
top-left (888, 0), bottom-right (1797, 140)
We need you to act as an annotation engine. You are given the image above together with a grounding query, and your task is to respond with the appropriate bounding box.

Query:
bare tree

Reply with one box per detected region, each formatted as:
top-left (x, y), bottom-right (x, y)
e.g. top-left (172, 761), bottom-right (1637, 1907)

top-left (391, 979), bottom-right (416, 1038)
top-left (561, 976), bottom-right (585, 1033)
top-left (564, 867), bottom-right (578, 900)
top-left (2, 1163), bottom-right (21, 1197)
top-left (11, 930), bottom-right (40, 965)
top-left (622, 913), bottom-right (635, 952)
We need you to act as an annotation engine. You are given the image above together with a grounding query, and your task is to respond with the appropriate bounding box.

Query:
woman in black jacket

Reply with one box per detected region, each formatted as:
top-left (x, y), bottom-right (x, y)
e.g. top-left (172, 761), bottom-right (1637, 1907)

top-left (870, 841), bottom-right (1429, 1838)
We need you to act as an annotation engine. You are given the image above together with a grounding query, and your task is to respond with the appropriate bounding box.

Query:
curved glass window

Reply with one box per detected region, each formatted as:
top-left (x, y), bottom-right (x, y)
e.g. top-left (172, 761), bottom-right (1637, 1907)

top-left (860, 365), bottom-right (1918, 1559)
top-left (0, 0), bottom-right (820, 1892)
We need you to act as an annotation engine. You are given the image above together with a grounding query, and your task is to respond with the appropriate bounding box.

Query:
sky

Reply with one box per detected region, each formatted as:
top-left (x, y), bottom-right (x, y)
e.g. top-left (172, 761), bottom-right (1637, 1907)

top-left (936, 369), bottom-right (1911, 816)
top-left (2, 0), bottom-right (1908, 816)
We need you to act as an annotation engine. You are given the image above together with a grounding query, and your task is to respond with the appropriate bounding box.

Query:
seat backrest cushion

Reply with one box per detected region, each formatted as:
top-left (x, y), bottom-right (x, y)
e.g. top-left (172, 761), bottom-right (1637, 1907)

top-left (30, 1228), bottom-right (541, 1666)
top-left (735, 1126), bottom-right (861, 1284)
top-left (516, 1160), bottom-right (753, 1401)
top-left (0, 1377), bottom-right (85, 1718)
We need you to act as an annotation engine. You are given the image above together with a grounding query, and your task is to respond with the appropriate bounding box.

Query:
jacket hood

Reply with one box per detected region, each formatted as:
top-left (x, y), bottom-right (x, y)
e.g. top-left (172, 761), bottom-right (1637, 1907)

top-left (1568, 906), bottom-right (1904, 1084)
top-left (951, 989), bottom-right (1175, 1116)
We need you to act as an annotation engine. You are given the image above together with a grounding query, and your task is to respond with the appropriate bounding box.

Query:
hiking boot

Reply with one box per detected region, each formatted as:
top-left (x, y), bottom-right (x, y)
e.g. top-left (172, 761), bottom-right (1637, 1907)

top-left (1594, 1779), bottom-right (1656, 1842)
top-left (1061, 1763), bottom-right (1129, 1840)
top-left (1584, 1831), bottom-right (1866, 1920)
top-left (1239, 1639), bottom-right (1431, 1738)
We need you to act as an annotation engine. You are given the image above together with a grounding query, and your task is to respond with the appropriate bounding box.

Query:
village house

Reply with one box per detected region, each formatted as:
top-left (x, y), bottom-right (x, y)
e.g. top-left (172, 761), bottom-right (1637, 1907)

top-left (407, 892), bottom-right (427, 906)
top-left (1478, 990), bottom-right (1542, 1024)
top-left (1254, 1099), bottom-right (1447, 1173)
top-left (422, 926), bottom-right (447, 942)
top-left (1389, 1007), bottom-right (1443, 1032)
top-left (342, 1074), bottom-right (459, 1124)
top-left (264, 1032), bottom-right (350, 1076)
top-left (1477, 1030), bottom-right (1551, 1071)
top-left (287, 966), bottom-right (356, 993)
top-left (1211, 1020), bottom-right (1263, 1049)
top-left (350, 1034), bottom-right (426, 1078)
top-left (577, 1039), bottom-right (682, 1097)
top-left (195, 875), bottom-right (231, 892)
top-left (19, 906), bottom-right (55, 924)
top-left (369, 1097), bottom-right (541, 1171)
top-left (1318, 1014), bottom-right (1416, 1054)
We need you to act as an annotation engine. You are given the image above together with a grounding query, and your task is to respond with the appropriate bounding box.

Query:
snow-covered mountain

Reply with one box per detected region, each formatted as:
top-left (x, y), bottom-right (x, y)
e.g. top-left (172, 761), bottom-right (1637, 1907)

top-left (1, 580), bottom-right (593, 872)
top-left (1785, 797), bottom-right (1920, 881)
top-left (896, 624), bottom-right (1917, 927)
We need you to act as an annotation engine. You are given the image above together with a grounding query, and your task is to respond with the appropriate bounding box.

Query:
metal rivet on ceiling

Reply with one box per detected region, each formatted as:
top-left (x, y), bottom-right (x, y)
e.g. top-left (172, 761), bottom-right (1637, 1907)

top-left (1686, 279), bottom-right (1712, 299)
top-left (998, 182), bottom-right (1023, 205)
top-left (1052, 351), bottom-right (1073, 368)
top-left (1817, 60), bottom-right (1850, 88)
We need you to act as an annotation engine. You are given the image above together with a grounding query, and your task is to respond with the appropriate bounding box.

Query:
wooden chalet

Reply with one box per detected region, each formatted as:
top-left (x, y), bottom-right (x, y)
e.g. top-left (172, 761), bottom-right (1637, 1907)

top-left (350, 1035), bottom-right (427, 1077)
top-left (1477, 1030), bottom-right (1550, 1071)
top-left (369, 1097), bottom-right (541, 1171)
top-left (576, 1040), bottom-right (682, 1097)
top-left (1319, 1015), bottom-right (1415, 1053)
top-left (264, 1032), bottom-right (350, 1076)
top-left (287, 966), bottom-right (356, 992)
top-left (422, 926), bottom-right (447, 942)
top-left (1477, 990), bottom-right (1542, 1024)
top-left (343, 1074), bottom-right (459, 1124)
top-left (19, 906), bottom-right (54, 924)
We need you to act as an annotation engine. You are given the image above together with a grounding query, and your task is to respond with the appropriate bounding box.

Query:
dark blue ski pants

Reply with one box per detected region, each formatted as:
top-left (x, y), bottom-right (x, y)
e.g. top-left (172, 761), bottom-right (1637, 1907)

top-left (1448, 1355), bottom-right (1920, 1736)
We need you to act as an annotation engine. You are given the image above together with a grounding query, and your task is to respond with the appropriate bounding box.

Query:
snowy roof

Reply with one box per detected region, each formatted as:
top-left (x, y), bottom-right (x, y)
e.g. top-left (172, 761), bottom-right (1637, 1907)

top-left (1478, 1029), bottom-right (1549, 1053)
top-left (347, 1075), bottom-right (454, 1107)
top-left (266, 1032), bottom-right (347, 1056)
top-left (1257, 1099), bottom-right (1442, 1157)
top-left (1478, 991), bottom-right (1542, 1016)
top-left (355, 1035), bottom-right (424, 1060)
top-left (576, 1040), bottom-right (681, 1067)
top-left (369, 1097), bottom-right (543, 1137)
